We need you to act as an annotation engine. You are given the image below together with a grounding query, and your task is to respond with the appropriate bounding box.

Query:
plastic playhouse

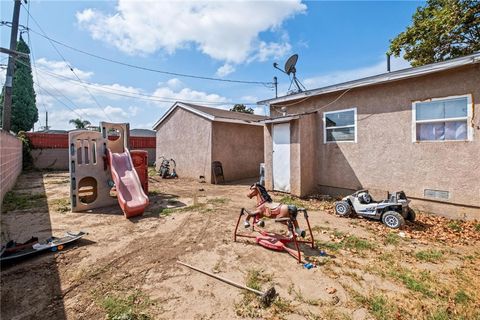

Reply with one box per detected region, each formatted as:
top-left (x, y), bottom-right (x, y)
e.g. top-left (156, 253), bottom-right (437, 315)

top-left (68, 122), bottom-right (149, 218)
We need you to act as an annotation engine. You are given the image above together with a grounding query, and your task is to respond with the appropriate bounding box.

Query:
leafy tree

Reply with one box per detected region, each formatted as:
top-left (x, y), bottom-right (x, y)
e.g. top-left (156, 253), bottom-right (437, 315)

top-left (69, 118), bottom-right (91, 129)
top-left (0, 36), bottom-right (38, 132)
top-left (230, 104), bottom-right (254, 114)
top-left (389, 0), bottom-right (480, 66)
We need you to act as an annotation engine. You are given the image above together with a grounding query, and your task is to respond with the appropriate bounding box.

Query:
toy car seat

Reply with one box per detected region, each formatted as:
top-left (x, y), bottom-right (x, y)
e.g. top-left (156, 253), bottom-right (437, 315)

top-left (358, 191), bottom-right (372, 204)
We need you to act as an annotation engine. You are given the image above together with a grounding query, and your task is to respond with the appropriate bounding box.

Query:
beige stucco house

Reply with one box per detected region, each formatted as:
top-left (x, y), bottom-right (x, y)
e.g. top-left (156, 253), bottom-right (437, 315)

top-left (153, 102), bottom-right (266, 183)
top-left (258, 52), bottom-right (480, 219)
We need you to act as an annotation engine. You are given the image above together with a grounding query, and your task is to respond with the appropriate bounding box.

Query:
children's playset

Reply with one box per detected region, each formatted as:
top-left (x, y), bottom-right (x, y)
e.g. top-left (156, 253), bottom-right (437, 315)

top-left (68, 122), bottom-right (149, 218)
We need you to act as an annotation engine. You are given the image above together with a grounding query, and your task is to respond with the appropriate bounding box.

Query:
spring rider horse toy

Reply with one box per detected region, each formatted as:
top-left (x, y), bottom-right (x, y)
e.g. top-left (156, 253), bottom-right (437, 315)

top-left (234, 183), bottom-right (315, 263)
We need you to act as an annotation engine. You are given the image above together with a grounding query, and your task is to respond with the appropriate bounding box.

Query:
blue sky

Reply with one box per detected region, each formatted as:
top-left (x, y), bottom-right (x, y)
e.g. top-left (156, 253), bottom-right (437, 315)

top-left (1, 0), bottom-right (423, 130)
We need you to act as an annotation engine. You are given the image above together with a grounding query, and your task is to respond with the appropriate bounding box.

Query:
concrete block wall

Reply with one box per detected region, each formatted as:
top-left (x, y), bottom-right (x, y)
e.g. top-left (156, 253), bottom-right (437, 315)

top-left (0, 130), bottom-right (22, 207)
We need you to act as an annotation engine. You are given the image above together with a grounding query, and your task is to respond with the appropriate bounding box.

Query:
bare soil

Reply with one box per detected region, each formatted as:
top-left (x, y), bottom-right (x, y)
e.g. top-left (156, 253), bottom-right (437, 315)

top-left (1, 171), bottom-right (479, 320)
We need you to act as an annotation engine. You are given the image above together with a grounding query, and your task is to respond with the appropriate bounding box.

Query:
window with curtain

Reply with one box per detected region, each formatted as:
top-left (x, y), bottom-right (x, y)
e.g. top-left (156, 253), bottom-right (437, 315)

top-left (323, 108), bottom-right (356, 143)
top-left (414, 96), bottom-right (470, 141)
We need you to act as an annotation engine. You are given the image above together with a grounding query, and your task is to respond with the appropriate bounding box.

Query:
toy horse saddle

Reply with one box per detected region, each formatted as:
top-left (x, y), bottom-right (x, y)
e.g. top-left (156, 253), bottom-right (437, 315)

top-left (264, 202), bottom-right (281, 210)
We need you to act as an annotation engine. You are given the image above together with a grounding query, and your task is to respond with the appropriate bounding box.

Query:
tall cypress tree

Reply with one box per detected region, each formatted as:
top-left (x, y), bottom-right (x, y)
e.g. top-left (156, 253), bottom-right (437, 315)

top-left (0, 36), bottom-right (38, 133)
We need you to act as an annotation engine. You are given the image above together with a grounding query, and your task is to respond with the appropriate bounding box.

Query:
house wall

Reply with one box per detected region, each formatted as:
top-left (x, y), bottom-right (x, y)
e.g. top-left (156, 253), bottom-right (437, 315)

top-left (155, 108), bottom-right (212, 181)
top-left (267, 65), bottom-right (480, 219)
top-left (211, 122), bottom-right (264, 182)
top-left (0, 130), bottom-right (22, 208)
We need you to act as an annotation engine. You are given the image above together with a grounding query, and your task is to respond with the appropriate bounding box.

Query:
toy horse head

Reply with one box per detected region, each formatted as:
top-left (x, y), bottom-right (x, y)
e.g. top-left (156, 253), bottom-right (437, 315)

top-left (247, 183), bottom-right (272, 203)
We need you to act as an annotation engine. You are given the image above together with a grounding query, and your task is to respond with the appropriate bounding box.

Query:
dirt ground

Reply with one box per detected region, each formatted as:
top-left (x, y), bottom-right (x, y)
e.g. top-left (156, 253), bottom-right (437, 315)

top-left (1, 171), bottom-right (479, 320)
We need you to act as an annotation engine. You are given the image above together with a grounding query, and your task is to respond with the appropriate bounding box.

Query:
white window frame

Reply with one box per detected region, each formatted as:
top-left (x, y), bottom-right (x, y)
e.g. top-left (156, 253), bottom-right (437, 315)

top-left (323, 107), bottom-right (357, 144)
top-left (411, 94), bottom-right (473, 142)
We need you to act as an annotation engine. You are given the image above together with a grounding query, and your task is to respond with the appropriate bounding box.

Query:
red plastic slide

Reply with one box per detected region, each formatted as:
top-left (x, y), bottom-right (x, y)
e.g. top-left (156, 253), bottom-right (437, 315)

top-left (108, 148), bottom-right (149, 218)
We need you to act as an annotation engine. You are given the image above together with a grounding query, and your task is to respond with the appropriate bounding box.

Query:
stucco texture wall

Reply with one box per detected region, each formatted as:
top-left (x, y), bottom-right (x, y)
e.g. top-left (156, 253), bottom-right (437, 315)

top-left (0, 130), bottom-right (22, 208)
top-left (156, 108), bottom-right (212, 181)
top-left (268, 65), bottom-right (480, 218)
top-left (211, 122), bottom-right (264, 182)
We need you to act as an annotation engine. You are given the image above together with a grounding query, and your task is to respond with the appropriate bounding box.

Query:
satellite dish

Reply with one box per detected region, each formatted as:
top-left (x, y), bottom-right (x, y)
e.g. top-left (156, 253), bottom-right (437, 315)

top-left (272, 53), bottom-right (306, 94)
top-left (284, 54), bottom-right (298, 75)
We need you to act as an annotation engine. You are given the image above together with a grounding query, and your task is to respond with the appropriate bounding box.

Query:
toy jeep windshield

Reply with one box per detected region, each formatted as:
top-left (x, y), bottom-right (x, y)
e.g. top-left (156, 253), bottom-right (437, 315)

top-left (334, 190), bottom-right (415, 229)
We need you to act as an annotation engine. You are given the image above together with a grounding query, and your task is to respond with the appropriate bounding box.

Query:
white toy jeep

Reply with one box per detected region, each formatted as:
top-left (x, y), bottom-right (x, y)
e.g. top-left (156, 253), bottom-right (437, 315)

top-left (334, 190), bottom-right (415, 229)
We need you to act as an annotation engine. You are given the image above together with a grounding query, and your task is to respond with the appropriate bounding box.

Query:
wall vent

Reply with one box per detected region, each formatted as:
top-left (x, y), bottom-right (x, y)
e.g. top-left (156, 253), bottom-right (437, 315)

top-left (424, 189), bottom-right (449, 200)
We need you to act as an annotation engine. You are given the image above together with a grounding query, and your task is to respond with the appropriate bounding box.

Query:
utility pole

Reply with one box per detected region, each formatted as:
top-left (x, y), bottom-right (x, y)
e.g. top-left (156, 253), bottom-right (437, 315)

top-left (273, 76), bottom-right (278, 98)
top-left (2, 0), bottom-right (22, 132)
top-left (45, 111), bottom-right (49, 131)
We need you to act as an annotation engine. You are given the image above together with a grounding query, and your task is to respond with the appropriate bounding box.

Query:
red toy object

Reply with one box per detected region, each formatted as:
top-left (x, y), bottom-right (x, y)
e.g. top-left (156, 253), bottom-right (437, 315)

top-left (234, 183), bottom-right (315, 263)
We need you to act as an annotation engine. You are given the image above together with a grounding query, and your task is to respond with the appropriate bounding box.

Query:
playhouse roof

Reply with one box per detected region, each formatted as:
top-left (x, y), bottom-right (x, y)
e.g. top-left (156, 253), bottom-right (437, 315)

top-left (152, 102), bottom-right (266, 130)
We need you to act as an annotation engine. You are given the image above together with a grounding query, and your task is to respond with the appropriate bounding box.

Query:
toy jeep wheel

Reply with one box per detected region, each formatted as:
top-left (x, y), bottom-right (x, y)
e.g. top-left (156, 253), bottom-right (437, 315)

top-left (335, 201), bottom-right (352, 217)
top-left (382, 211), bottom-right (405, 229)
top-left (407, 208), bottom-right (416, 222)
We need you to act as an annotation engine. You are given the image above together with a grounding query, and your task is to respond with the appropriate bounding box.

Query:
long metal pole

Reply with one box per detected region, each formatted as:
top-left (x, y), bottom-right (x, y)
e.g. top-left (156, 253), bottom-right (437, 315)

top-left (2, 0), bottom-right (22, 132)
top-left (177, 261), bottom-right (264, 296)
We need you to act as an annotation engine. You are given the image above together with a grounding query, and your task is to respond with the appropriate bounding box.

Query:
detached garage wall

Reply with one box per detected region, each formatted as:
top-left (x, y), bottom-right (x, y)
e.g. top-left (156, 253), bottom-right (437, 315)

top-left (211, 122), bottom-right (264, 182)
top-left (156, 108), bottom-right (212, 181)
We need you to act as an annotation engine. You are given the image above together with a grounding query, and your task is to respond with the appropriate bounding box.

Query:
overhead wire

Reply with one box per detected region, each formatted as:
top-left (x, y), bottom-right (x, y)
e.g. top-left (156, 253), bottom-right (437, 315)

top-left (21, 3), bottom-right (113, 121)
top-left (26, 28), bottom-right (274, 87)
top-left (22, 60), bottom-right (259, 106)
top-left (34, 81), bottom-right (94, 124)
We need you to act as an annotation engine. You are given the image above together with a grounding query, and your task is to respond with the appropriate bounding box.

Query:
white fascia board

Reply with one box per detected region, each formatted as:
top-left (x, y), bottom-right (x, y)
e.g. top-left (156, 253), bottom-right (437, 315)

top-left (258, 52), bottom-right (480, 106)
top-left (152, 102), bottom-right (215, 130)
top-left (262, 115), bottom-right (300, 124)
top-left (213, 117), bottom-right (265, 126)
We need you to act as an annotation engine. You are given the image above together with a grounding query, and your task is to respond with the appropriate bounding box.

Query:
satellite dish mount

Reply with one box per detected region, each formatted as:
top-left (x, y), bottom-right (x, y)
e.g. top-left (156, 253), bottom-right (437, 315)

top-left (273, 54), bottom-right (306, 94)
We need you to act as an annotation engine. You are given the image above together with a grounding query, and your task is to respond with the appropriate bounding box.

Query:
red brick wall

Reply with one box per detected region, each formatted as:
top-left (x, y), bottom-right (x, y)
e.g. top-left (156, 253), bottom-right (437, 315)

top-left (0, 130), bottom-right (22, 206)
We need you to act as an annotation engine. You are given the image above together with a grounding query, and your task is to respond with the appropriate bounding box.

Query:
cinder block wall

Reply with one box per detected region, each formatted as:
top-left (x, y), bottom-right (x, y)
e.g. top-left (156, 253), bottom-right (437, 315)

top-left (0, 130), bottom-right (22, 207)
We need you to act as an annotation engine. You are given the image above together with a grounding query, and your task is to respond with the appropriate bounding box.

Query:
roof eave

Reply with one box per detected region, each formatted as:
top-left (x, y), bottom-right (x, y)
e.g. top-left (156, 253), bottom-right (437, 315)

top-left (258, 52), bottom-right (480, 106)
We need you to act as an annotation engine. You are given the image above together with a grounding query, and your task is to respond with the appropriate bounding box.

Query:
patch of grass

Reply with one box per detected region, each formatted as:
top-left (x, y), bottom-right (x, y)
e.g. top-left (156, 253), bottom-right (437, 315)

top-left (278, 195), bottom-right (305, 208)
top-left (288, 285), bottom-right (321, 306)
top-left (316, 235), bottom-right (375, 253)
top-left (2, 191), bottom-right (46, 212)
top-left (315, 240), bottom-right (343, 251)
top-left (454, 289), bottom-right (470, 304)
top-left (447, 221), bottom-right (463, 232)
top-left (147, 166), bottom-right (157, 177)
top-left (392, 268), bottom-right (432, 297)
top-left (368, 295), bottom-right (390, 320)
top-left (234, 269), bottom-right (276, 318)
top-left (415, 249), bottom-right (444, 262)
top-left (311, 225), bottom-right (331, 233)
top-left (245, 269), bottom-right (272, 291)
top-left (148, 190), bottom-right (160, 196)
top-left (50, 198), bottom-right (70, 213)
top-left (427, 309), bottom-right (450, 320)
top-left (333, 229), bottom-right (345, 238)
top-left (474, 223), bottom-right (480, 232)
top-left (342, 235), bottom-right (375, 251)
top-left (385, 232), bottom-right (401, 246)
top-left (101, 291), bottom-right (152, 320)
top-left (46, 178), bottom-right (70, 185)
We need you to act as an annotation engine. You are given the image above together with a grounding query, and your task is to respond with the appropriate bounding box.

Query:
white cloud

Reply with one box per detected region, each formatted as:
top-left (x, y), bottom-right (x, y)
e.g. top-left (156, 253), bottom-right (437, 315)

top-left (76, 0), bottom-right (306, 64)
top-left (303, 55), bottom-right (411, 89)
top-left (215, 63), bottom-right (236, 77)
top-left (26, 58), bottom-right (229, 130)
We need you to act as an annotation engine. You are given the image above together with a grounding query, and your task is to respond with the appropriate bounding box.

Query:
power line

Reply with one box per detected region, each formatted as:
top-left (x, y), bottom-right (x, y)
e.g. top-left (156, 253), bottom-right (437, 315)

top-left (21, 4), bottom-right (113, 122)
top-left (26, 28), bottom-right (274, 87)
top-left (27, 62), bottom-right (259, 106)
top-left (34, 81), bottom-right (94, 124)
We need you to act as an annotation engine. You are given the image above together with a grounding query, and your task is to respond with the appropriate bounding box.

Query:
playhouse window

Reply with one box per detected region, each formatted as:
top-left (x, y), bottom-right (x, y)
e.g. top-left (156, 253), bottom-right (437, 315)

top-left (323, 108), bottom-right (357, 143)
top-left (413, 95), bottom-right (472, 142)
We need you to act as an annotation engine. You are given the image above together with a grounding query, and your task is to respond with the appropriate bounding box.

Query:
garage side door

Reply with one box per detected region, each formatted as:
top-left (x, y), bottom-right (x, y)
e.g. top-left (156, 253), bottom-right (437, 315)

top-left (272, 123), bottom-right (290, 192)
